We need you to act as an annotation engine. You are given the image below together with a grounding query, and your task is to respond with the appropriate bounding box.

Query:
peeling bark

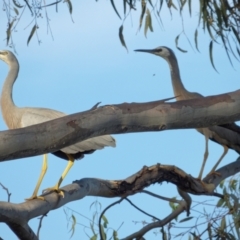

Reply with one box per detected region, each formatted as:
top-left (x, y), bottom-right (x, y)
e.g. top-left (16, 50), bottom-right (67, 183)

top-left (0, 160), bottom-right (239, 239)
top-left (1, 92), bottom-right (240, 239)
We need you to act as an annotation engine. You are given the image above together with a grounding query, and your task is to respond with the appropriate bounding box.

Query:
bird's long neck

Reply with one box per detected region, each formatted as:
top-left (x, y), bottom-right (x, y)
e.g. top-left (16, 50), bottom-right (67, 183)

top-left (166, 55), bottom-right (190, 101)
top-left (1, 60), bottom-right (19, 129)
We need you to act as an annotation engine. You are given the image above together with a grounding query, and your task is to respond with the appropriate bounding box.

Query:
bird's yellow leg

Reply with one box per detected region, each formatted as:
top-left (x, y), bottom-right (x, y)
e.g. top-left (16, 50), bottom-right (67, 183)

top-left (198, 135), bottom-right (209, 179)
top-left (25, 154), bottom-right (48, 201)
top-left (43, 154), bottom-right (74, 197)
top-left (207, 145), bottom-right (228, 176)
top-left (196, 135), bottom-right (215, 193)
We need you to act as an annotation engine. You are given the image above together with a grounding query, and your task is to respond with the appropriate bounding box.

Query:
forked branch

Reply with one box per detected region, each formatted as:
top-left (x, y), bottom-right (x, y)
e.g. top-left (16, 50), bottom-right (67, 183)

top-left (0, 160), bottom-right (239, 240)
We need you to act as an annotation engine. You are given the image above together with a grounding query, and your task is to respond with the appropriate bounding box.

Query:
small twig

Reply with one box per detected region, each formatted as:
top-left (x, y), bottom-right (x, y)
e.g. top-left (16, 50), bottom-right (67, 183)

top-left (90, 102), bottom-right (101, 110)
top-left (99, 198), bottom-right (124, 240)
top-left (37, 213), bottom-right (48, 238)
top-left (23, 0), bottom-right (33, 15)
top-left (108, 222), bottom-right (124, 240)
top-left (213, 192), bottom-right (224, 198)
top-left (65, 206), bottom-right (96, 226)
top-left (43, 0), bottom-right (54, 40)
top-left (141, 190), bottom-right (182, 203)
top-left (12, 5), bottom-right (26, 32)
top-left (38, 0), bottom-right (62, 9)
top-left (0, 182), bottom-right (11, 202)
top-left (124, 197), bottom-right (161, 221)
top-left (123, 202), bottom-right (186, 240)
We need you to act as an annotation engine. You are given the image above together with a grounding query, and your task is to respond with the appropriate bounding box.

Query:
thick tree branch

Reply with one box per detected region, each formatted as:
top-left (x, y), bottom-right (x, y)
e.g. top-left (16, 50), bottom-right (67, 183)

top-left (6, 221), bottom-right (37, 240)
top-left (1, 160), bottom-right (239, 239)
top-left (1, 90), bottom-right (240, 162)
top-left (203, 156), bottom-right (240, 186)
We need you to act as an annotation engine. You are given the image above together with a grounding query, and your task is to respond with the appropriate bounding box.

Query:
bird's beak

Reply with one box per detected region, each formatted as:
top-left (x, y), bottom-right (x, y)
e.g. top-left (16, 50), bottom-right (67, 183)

top-left (134, 49), bottom-right (155, 54)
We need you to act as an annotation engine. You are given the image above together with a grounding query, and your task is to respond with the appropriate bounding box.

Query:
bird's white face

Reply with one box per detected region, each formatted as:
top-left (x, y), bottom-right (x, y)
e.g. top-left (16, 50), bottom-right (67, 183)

top-left (151, 47), bottom-right (171, 59)
top-left (0, 50), bottom-right (16, 65)
top-left (134, 46), bottom-right (172, 60)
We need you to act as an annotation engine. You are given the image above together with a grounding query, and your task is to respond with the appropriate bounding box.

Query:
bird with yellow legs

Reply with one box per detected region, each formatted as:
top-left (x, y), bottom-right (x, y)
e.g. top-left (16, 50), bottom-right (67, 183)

top-left (0, 50), bottom-right (116, 200)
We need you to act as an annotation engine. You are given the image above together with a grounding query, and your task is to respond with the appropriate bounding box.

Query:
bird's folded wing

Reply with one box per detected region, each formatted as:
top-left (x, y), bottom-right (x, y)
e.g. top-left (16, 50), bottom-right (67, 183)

top-left (21, 108), bottom-right (116, 153)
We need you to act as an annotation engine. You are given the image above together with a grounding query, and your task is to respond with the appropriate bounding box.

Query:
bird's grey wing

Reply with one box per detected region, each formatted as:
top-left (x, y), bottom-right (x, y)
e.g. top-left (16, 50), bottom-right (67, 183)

top-left (61, 135), bottom-right (116, 153)
top-left (21, 108), bottom-right (116, 153)
top-left (198, 126), bottom-right (240, 154)
top-left (20, 108), bottom-right (66, 127)
top-left (218, 123), bottom-right (240, 134)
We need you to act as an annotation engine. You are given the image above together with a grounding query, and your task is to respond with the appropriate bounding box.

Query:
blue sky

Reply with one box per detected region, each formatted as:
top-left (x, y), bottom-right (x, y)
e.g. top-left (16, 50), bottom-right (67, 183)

top-left (0, 1), bottom-right (239, 239)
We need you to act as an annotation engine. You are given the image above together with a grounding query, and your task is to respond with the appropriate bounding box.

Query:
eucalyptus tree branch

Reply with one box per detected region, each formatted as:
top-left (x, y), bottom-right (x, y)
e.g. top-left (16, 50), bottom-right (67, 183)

top-left (1, 160), bottom-right (239, 239)
top-left (0, 183), bottom-right (11, 202)
top-left (1, 90), bottom-right (240, 162)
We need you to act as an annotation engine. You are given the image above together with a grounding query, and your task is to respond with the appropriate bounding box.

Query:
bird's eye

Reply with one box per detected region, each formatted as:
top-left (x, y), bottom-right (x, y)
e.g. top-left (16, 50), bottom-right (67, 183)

top-left (157, 49), bottom-right (162, 52)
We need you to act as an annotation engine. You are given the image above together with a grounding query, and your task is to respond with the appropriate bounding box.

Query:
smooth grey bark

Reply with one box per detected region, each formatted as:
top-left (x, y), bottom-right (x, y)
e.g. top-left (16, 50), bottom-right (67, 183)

top-left (0, 90), bottom-right (240, 161)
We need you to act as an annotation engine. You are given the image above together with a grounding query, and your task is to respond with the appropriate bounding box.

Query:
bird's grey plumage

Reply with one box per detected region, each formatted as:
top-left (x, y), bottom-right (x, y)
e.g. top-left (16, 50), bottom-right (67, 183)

top-left (0, 50), bottom-right (116, 154)
top-left (135, 46), bottom-right (240, 178)
top-left (0, 50), bottom-right (116, 199)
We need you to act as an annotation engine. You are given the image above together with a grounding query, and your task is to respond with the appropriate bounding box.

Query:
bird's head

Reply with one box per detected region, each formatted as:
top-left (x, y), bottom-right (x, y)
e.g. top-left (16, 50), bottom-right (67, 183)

top-left (134, 46), bottom-right (175, 60)
top-left (0, 50), bottom-right (17, 65)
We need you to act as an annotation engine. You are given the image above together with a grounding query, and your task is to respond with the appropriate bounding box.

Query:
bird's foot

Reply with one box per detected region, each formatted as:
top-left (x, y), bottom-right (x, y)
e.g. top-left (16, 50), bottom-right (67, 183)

top-left (207, 171), bottom-right (221, 177)
top-left (196, 178), bottom-right (207, 188)
top-left (25, 195), bottom-right (45, 201)
top-left (196, 178), bottom-right (215, 193)
top-left (43, 185), bottom-right (64, 198)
